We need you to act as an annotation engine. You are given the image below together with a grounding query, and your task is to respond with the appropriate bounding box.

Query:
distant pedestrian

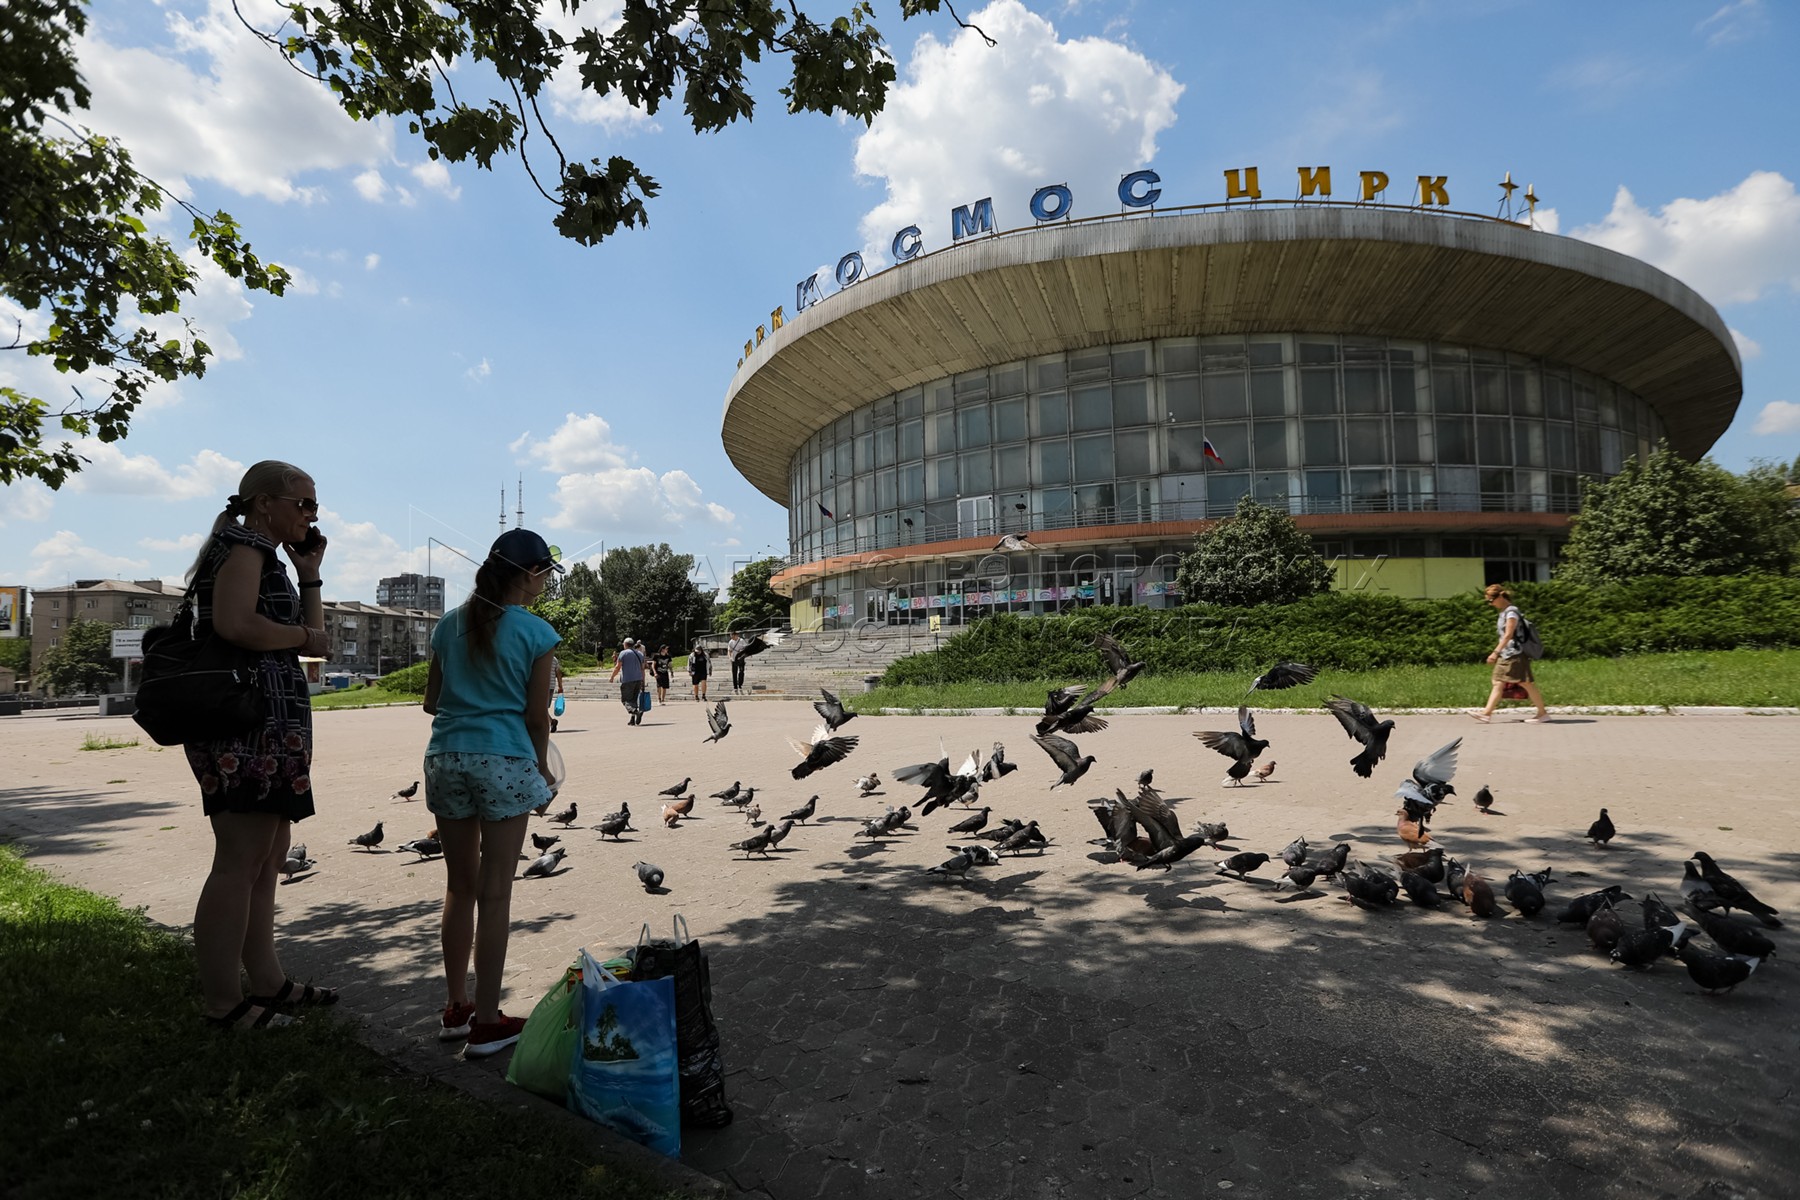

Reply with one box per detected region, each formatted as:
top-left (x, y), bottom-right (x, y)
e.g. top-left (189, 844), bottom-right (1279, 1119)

top-left (549, 654), bottom-right (564, 732)
top-left (610, 637), bottom-right (647, 726)
top-left (688, 642), bottom-right (710, 702)
top-left (652, 644), bottom-right (673, 706)
top-left (1472, 584), bottom-right (1548, 724)
top-left (727, 631), bottom-right (747, 693)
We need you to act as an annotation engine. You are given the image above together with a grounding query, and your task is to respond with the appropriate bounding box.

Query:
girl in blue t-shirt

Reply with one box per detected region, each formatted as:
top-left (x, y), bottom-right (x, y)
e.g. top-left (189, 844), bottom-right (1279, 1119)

top-left (422, 528), bottom-right (563, 1057)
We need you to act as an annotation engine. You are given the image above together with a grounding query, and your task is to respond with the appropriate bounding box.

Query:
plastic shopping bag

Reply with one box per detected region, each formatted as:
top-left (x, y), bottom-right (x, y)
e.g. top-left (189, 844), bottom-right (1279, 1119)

top-left (505, 960), bottom-right (584, 1101)
top-left (553, 693), bottom-right (566, 717)
top-left (631, 916), bottom-right (732, 1127)
top-left (569, 948), bottom-right (680, 1157)
top-left (639, 688), bottom-right (653, 713)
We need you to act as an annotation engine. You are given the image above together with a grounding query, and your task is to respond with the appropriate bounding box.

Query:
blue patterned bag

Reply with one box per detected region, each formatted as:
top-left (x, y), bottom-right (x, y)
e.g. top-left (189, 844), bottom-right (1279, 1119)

top-left (568, 949), bottom-right (680, 1157)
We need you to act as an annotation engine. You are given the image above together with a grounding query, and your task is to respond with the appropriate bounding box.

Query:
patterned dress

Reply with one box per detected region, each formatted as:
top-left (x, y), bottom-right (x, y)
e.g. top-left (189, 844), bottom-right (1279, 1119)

top-left (183, 525), bottom-right (315, 821)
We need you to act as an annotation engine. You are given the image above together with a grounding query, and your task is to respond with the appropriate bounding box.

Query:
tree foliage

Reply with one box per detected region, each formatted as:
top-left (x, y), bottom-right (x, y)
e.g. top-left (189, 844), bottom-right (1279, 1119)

top-left (0, 636), bottom-right (30, 676)
top-left (1174, 495), bottom-right (1335, 607)
top-left (2, 0), bottom-right (291, 488)
top-left (37, 616), bottom-right (117, 693)
top-left (556, 546), bottom-right (711, 654)
top-left (1556, 444), bottom-right (1799, 584)
top-left (718, 557), bottom-right (789, 632)
top-left (255, 0), bottom-right (968, 246)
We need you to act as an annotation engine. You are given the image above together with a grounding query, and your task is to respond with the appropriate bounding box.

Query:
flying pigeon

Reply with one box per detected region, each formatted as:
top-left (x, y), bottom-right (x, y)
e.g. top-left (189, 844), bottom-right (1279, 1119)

top-left (348, 821), bottom-right (384, 851)
top-left (633, 861), bottom-right (665, 891)
top-left (981, 743), bottom-right (1019, 782)
top-left (1396, 737), bottom-right (1460, 825)
top-left (549, 802), bottom-right (578, 827)
top-left (392, 780), bottom-right (420, 801)
top-left (1123, 833), bottom-right (1212, 872)
top-left (790, 722), bottom-right (861, 780)
top-left (658, 778), bottom-right (691, 798)
top-left (1323, 695), bottom-right (1394, 779)
top-left (1691, 852), bottom-right (1781, 927)
top-left (1092, 781), bottom-right (1184, 859)
top-left (1194, 706), bottom-right (1267, 786)
top-left (1031, 732), bottom-right (1095, 789)
top-left (704, 698), bottom-right (732, 743)
top-left (782, 795), bottom-right (818, 824)
top-left (1092, 632), bottom-right (1146, 688)
top-left (1035, 677), bottom-right (1117, 736)
top-left (397, 836), bottom-right (442, 860)
top-left (1246, 662), bottom-right (1317, 694)
top-left (522, 846), bottom-right (567, 878)
top-left (1586, 808), bottom-right (1615, 847)
top-left (813, 688), bottom-right (857, 732)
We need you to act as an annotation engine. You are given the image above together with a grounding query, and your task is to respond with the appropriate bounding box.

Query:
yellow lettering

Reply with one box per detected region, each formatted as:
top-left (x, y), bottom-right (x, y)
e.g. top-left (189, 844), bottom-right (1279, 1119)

top-left (1297, 166), bottom-right (1331, 198)
top-left (769, 306), bottom-right (784, 332)
top-left (1417, 175), bottom-right (1450, 206)
top-left (755, 324), bottom-right (766, 346)
top-left (1359, 171), bottom-right (1389, 201)
top-left (1223, 166), bottom-right (1262, 200)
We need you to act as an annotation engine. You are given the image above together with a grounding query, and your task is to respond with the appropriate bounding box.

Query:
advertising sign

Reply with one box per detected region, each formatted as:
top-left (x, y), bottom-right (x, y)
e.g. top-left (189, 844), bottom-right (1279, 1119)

top-left (111, 629), bottom-right (145, 659)
top-left (0, 586), bottom-right (21, 638)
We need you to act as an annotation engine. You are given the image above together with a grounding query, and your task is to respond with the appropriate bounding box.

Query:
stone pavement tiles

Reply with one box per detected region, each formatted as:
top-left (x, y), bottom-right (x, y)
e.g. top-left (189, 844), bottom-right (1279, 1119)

top-left (3, 701), bottom-right (1797, 1198)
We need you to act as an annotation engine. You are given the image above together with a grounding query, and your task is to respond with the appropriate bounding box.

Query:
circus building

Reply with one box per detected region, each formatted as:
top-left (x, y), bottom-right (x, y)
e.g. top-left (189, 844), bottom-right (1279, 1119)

top-left (720, 168), bottom-right (1742, 630)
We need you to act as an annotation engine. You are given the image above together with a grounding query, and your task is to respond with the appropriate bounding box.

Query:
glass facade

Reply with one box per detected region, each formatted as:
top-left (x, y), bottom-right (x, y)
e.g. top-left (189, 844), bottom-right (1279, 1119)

top-left (787, 332), bottom-right (1663, 564)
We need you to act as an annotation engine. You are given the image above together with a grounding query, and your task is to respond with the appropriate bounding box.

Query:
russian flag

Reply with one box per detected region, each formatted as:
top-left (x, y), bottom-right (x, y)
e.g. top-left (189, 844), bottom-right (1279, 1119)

top-left (1202, 438), bottom-right (1226, 467)
top-left (818, 501), bottom-right (835, 519)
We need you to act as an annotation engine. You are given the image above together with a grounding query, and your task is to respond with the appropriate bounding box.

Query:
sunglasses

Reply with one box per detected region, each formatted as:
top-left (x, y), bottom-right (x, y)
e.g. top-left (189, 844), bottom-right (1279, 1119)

top-left (275, 495), bottom-right (320, 515)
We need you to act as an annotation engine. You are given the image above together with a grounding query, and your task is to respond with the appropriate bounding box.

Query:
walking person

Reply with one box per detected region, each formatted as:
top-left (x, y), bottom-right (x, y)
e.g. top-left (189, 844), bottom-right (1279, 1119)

top-left (652, 643), bottom-right (673, 706)
top-left (549, 654), bottom-right (565, 732)
top-left (187, 460), bottom-right (336, 1030)
top-left (1472, 583), bottom-right (1549, 724)
top-left (727, 631), bottom-right (747, 693)
top-left (422, 528), bottom-right (564, 1056)
top-left (688, 641), bottom-right (710, 702)
top-left (610, 636), bottom-right (647, 725)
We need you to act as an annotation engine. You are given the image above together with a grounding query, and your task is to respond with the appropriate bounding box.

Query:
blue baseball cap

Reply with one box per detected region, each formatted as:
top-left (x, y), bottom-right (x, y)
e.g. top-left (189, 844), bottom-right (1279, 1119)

top-left (489, 528), bottom-right (565, 574)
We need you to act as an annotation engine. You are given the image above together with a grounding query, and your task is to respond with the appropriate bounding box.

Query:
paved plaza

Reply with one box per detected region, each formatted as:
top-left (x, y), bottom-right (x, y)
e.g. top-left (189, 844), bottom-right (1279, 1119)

top-left (4, 699), bottom-right (1797, 1199)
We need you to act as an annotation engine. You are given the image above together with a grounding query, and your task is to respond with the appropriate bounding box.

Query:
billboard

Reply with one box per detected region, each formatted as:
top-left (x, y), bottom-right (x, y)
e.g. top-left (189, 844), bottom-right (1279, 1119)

top-left (0, 586), bottom-right (21, 638)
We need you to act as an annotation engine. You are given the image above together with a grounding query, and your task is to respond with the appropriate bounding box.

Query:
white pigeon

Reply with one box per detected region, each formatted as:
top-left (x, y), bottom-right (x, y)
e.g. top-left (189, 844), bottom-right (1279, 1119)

top-left (855, 772), bottom-right (882, 795)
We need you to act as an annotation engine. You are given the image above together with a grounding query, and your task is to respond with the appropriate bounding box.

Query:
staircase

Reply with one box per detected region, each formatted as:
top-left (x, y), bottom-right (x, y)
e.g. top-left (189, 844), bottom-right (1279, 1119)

top-left (563, 626), bottom-right (932, 702)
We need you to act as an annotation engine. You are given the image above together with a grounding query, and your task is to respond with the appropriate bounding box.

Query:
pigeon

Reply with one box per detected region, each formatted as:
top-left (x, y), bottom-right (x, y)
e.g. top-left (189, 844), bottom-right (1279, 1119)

top-left (1137, 767), bottom-right (1155, 788)
top-left (1031, 732), bottom-right (1095, 789)
top-left (1247, 662), bottom-right (1318, 694)
top-left (1686, 905), bottom-right (1777, 960)
top-left (1194, 706), bottom-right (1268, 787)
top-left (722, 786), bottom-right (757, 810)
top-left (765, 818), bottom-right (797, 848)
top-left (1323, 695), bottom-right (1394, 779)
top-left (782, 795), bottom-right (819, 824)
top-left (946, 807), bottom-right (991, 836)
top-left (658, 778), bottom-right (691, 798)
top-left (1461, 868), bottom-right (1498, 918)
top-left (1093, 782), bottom-right (1185, 859)
top-left (1216, 851), bottom-right (1270, 879)
top-left (1395, 811), bottom-right (1432, 849)
top-left (1677, 944), bottom-right (1761, 995)
top-left (286, 842), bottom-right (308, 863)
top-left (661, 795), bottom-right (695, 826)
top-left (1587, 899), bottom-right (1627, 952)
top-left (1611, 925), bottom-right (1678, 969)
top-left (602, 801), bottom-right (633, 829)
top-left (703, 698), bottom-right (732, 743)
top-left (397, 836), bottom-right (442, 860)
top-left (1442, 856), bottom-right (1468, 897)
top-left (1557, 885), bottom-right (1630, 926)
top-left (952, 843), bottom-right (1001, 867)
top-left (743, 803), bottom-right (762, 825)
top-left (633, 861), bottom-right (664, 891)
top-left (596, 810), bottom-right (631, 840)
top-left (1679, 860), bottom-right (1721, 911)
top-left (855, 773), bottom-right (882, 795)
top-left (737, 633), bottom-right (771, 658)
top-left (1473, 785), bottom-right (1495, 814)
top-left (981, 743), bottom-right (1019, 782)
top-left (1691, 852), bottom-right (1781, 927)
top-left (392, 780), bottom-right (420, 801)
top-left (1275, 863), bottom-right (1321, 893)
top-left (710, 781), bottom-right (742, 802)
top-left (1641, 892), bottom-right (1687, 936)
top-left (1395, 738), bottom-right (1460, 825)
top-left (348, 821), bottom-right (384, 851)
top-left (790, 723), bottom-right (860, 780)
top-left (1305, 842), bottom-right (1352, 879)
top-left (1340, 863), bottom-right (1399, 907)
top-left (1193, 821), bottom-right (1232, 849)
top-left (894, 751), bottom-right (960, 807)
top-left (278, 854), bottom-right (315, 881)
top-left (1586, 808), bottom-right (1615, 847)
top-left (975, 818), bottom-right (1026, 843)
top-left (730, 826), bottom-right (777, 858)
top-left (1393, 847), bottom-right (1446, 884)
top-left (1036, 677), bottom-right (1117, 736)
top-left (531, 832), bottom-right (562, 852)
top-left (522, 846), bottom-right (567, 878)
top-left (926, 850), bottom-right (974, 880)
top-left (1252, 760), bottom-right (1276, 783)
top-left (1278, 836), bottom-right (1310, 868)
top-left (1093, 632), bottom-right (1146, 688)
top-left (1504, 868), bottom-right (1551, 916)
top-left (813, 688), bottom-right (857, 732)
top-left (549, 802), bottom-right (578, 827)
top-left (1123, 833), bottom-right (1212, 871)
top-left (1399, 869), bottom-right (1441, 908)
top-left (996, 820), bottom-right (1045, 856)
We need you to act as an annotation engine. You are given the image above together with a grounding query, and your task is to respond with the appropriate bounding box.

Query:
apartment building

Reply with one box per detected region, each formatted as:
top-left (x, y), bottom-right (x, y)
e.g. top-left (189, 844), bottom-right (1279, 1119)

top-left (321, 600), bottom-right (439, 676)
top-left (375, 572), bottom-right (445, 613)
top-left (29, 580), bottom-right (184, 690)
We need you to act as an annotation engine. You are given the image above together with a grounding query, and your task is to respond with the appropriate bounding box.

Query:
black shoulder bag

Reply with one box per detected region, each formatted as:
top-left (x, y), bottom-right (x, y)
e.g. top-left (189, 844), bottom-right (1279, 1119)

top-left (132, 537), bottom-right (268, 746)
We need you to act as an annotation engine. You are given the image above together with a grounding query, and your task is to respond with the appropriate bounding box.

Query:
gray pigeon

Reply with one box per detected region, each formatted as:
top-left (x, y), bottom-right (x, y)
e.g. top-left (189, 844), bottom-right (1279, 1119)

top-left (946, 807), bottom-right (991, 836)
top-left (348, 821), bottom-right (384, 850)
top-left (926, 850), bottom-right (974, 880)
top-left (952, 843), bottom-right (1001, 867)
top-left (397, 836), bottom-right (442, 860)
top-left (765, 818), bottom-right (797, 847)
top-left (392, 780), bottom-right (420, 801)
top-left (285, 842), bottom-right (308, 864)
top-left (996, 820), bottom-right (1044, 856)
top-left (596, 810), bottom-right (631, 840)
top-left (278, 854), bottom-right (315, 882)
top-left (531, 832), bottom-right (561, 852)
top-left (730, 826), bottom-right (777, 858)
top-left (782, 795), bottom-right (818, 824)
top-left (1216, 851), bottom-right (1270, 879)
top-left (522, 846), bottom-right (566, 877)
top-left (633, 861), bottom-right (665, 891)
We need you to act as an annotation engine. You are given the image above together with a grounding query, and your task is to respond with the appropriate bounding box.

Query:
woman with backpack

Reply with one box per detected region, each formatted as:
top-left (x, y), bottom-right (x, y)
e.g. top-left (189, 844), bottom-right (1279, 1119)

top-left (1472, 583), bottom-right (1548, 724)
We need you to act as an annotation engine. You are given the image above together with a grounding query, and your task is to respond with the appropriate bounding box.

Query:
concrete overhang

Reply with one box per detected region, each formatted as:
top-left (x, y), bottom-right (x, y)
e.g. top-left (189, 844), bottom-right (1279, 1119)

top-left (723, 207), bottom-right (1741, 505)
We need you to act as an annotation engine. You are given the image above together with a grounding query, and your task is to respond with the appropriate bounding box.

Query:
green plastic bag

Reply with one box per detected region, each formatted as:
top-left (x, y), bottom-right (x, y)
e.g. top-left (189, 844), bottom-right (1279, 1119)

top-left (505, 961), bottom-right (583, 1100)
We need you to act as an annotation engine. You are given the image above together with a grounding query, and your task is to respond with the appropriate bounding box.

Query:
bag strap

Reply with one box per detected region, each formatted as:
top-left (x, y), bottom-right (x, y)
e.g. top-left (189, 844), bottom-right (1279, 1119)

top-left (637, 922), bottom-right (653, 952)
top-left (672, 913), bottom-right (691, 947)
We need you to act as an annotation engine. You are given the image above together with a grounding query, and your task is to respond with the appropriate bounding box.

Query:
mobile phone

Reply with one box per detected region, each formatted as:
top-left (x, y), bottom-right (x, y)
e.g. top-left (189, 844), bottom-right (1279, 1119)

top-left (288, 527), bottom-right (325, 555)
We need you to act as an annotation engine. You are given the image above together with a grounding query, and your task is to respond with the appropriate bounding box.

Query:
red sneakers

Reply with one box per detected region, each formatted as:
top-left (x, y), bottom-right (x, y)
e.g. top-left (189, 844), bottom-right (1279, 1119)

top-left (461, 1013), bottom-right (527, 1058)
top-left (439, 1002), bottom-right (475, 1042)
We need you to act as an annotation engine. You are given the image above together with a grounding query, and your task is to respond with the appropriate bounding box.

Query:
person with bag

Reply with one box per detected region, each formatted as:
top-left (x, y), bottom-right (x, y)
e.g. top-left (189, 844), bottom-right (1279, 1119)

top-left (687, 642), bottom-right (710, 702)
top-left (727, 631), bottom-right (747, 693)
top-left (1472, 583), bottom-right (1549, 724)
top-left (186, 461), bottom-right (334, 1031)
top-left (423, 527), bottom-right (565, 1057)
top-left (652, 644), bottom-right (673, 706)
top-left (609, 637), bottom-right (647, 726)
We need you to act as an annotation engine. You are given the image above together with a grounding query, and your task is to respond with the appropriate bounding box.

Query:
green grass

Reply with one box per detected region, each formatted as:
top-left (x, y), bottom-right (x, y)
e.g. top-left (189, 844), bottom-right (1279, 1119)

top-left (79, 734), bottom-right (139, 751)
top-left (851, 648), bottom-right (1800, 712)
top-left (309, 686), bottom-right (421, 710)
top-left (0, 845), bottom-right (679, 1200)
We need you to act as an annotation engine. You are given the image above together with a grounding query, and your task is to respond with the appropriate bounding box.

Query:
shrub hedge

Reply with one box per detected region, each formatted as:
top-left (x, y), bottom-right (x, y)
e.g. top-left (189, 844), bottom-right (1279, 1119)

top-left (377, 662), bottom-right (430, 694)
top-left (879, 575), bottom-right (1800, 686)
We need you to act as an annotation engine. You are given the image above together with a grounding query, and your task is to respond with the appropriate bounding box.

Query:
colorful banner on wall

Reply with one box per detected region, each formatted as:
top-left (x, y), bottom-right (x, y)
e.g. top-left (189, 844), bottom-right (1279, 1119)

top-left (0, 586), bottom-right (21, 638)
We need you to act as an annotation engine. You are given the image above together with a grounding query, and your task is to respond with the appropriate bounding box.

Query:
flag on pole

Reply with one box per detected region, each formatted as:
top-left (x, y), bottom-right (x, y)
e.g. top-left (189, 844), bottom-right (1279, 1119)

top-left (1201, 438), bottom-right (1226, 466)
top-left (817, 501), bottom-right (835, 519)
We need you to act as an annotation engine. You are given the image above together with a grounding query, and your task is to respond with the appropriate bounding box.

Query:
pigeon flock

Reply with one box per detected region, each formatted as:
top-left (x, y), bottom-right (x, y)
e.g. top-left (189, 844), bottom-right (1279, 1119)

top-left (297, 632), bottom-right (1779, 1001)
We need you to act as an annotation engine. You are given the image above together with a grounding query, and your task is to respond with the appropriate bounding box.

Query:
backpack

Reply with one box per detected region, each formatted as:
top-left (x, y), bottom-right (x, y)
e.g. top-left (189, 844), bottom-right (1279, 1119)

top-left (1515, 615), bottom-right (1545, 660)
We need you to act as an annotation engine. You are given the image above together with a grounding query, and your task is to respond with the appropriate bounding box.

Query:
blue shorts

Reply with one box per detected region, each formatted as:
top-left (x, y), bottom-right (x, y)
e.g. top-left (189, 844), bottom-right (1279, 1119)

top-left (424, 752), bottom-right (551, 822)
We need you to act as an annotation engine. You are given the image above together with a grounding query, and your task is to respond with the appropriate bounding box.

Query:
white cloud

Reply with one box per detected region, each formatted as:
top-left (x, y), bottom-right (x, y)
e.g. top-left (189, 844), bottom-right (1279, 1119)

top-left (465, 357), bottom-right (493, 382)
top-left (1566, 171), bottom-right (1800, 306)
top-left (515, 413), bottom-right (630, 473)
top-left (1545, 53), bottom-right (1652, 101)
top-left (851, 0), bottom-right (1182, 266)
top-left (364, 253), bottom-right (381, 271)
top-left (409, 158), bottom-right (462, 199)
top-left (353, 169), bottom-right (391, 202)
top-left (538, 1), bottom-right (657, 132)
top-left (1731, 328), bottom-right (1763, 360)
top-left (0, 482), bottom-right (54, 527)
top-left (138, 532), bottom-right (207, 554)
top-left (26, 530), bottom-right (152, 587)
top-left (309, 506), bottom-right (424, 604)
top-left (1751, 401), bottom-right (1800, 436)
top-left (1698, 0), bottom-right (1768, 46)
top-left (542, 468), bottom-right (737, 535)
top-left (64, 444), bottom-right (244, 501)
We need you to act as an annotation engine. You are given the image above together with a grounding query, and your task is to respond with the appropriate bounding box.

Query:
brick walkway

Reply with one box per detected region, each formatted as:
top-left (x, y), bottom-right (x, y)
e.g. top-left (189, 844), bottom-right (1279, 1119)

top-left (4, 702), bottom-right (1796, 1198)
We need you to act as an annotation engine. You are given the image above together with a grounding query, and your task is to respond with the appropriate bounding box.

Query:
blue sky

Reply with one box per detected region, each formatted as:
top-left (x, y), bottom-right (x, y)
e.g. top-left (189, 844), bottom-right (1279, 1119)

top-left (3, 0), bottom-right (1797, 606)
